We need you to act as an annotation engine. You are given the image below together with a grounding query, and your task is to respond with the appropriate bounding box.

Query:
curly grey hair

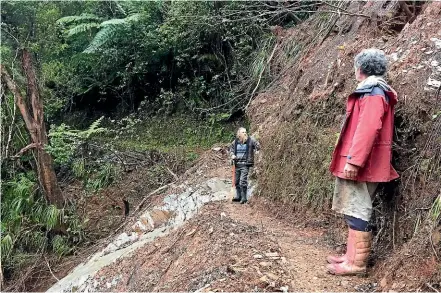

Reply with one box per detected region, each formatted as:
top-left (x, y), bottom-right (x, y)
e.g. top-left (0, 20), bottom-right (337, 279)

top-left (354, 48), bottom-right (387, 76)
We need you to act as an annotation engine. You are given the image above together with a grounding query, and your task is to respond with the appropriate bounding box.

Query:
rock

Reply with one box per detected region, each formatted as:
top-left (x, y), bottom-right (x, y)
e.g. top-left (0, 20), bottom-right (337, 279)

top-left (265, 252), bottom-right (280, 259)
top-left (254, 254), bottom-right (263, 259)
top-left (186, 228), bottom-right (197, 236)
top-left (427, 78), bottom-right (441, 88)
top-left (425, 50), bottom-right (434, 55)
top-left (381, 276), bottom-right (389, 288)
top-left (266, 272), bottom-right (279, 281)
top-left (259, 262), bottom-right (271, 267)
top-left (280, 286), bottom-right (289, 293)
top-left (212, 147), bottom-right (222, 152)
top-left (106, 282), bottom-right (112, 289)
top-left (341, 280), bottom-right (349, 287)
top-left (430, 37), bottom-right (441, 49)
top-left (390, 53), bottom-right (399, 61)
top-left (259, 275), bottom-right (270, 283)
top-left (102, 243), bottom-right (118, 255)
top-left (431, 228), bottom-right (441, 246)
top-left (431, 60), bottom-right (440, 67)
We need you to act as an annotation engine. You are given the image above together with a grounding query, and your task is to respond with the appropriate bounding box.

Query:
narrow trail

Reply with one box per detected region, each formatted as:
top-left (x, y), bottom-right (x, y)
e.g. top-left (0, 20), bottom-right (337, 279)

top-left (47, 152), bottom-right (376, 292)
top-left (79, 197), bottom-right (374, 292)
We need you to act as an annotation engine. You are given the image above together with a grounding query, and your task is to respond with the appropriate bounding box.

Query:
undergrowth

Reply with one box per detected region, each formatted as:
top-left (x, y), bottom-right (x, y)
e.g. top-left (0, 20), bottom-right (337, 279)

top-left (101, 114), bottom-right (240, 160)
top-left (259, 93), bottom-right (344, 210)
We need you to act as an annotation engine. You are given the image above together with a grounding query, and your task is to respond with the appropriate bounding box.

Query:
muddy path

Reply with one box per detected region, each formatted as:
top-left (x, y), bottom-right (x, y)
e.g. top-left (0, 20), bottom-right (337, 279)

top-left (47, 171), bottom-right (377, 292)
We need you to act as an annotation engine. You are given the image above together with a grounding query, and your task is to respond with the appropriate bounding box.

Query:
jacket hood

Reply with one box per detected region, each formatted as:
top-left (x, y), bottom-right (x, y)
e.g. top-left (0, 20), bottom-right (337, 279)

top-left (354, 75), bottom-right (398, 105)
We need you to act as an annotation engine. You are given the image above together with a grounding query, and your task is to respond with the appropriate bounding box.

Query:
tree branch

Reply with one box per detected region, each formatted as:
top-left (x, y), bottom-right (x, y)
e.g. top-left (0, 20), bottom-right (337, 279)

top-left (0, 64), bottom-right (36, 139)
top-left (12, 142), bottom-right (42, 158)
top-left (21, 49), bottom-right (42, 125)
top-left (245, 42), bottom-right (278, 110)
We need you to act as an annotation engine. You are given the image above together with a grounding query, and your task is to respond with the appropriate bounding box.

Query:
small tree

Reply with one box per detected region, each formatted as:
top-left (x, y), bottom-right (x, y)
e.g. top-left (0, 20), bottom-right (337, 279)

top-left (1, 51), bottom-right (64, 208)
top-left (1, 2), bottom-right (64, 207)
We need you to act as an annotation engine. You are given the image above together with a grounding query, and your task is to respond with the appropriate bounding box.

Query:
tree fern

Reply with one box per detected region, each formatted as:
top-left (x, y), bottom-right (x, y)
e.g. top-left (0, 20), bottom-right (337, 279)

top-left (67, 22), bottom-right (100, 37)
top-left (56, 13), bottom-right (102, 25)
top-left (84, 14), bottom-right (141, 53)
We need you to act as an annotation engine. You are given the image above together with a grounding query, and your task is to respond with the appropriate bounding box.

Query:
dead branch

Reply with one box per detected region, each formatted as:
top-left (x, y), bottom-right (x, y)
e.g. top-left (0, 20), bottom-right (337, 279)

top-left (44, 256), bottom-right (59, 282)
top-left (133, 183), bottom-right (173, 215)
top-left (245, 43), bottom-right (279, 110)
top-left (166, 166), bottom-right (179, 181)
top-left (399, 1), bottom-right (416, 23)
top-left (0, 65), bottom-right (36, 139)
top-left (12, 142), bottom-right (42, 158)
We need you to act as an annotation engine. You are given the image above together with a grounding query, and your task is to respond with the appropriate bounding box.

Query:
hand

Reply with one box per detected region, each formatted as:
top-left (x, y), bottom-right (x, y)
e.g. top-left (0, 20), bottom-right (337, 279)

top-left (231, 155), bottom-right (236, 160)
top-left (344, 163), bottom-right (359, 180)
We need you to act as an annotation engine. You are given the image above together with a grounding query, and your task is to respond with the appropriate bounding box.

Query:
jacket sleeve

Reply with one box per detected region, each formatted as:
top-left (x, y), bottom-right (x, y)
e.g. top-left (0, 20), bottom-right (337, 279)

top-left (229, 140), bottom-right (236, 157)
top-left (347, 95), bottom-right (387, 168)
top-left (252, 138), bottom-right (261, 151)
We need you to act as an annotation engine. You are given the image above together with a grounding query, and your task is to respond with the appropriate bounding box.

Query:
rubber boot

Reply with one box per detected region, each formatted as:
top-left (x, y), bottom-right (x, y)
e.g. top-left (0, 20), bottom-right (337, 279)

top-left (240, 186), bottom-right (248, 204)
top-left (232, 186), bottom-right (241, 202)
top-left (327, 228), bottom-right (356, 264)
top-left (327, 230), bottom-right (372, 276)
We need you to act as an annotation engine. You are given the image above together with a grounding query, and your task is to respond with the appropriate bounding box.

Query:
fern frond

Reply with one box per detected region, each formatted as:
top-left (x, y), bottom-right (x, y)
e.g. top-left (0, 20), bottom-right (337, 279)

top-left (101, 18), bottom-right (127, 26)
top-left (57, 14), bottom-right (102, 25)
top-left (67, 22), bottom-right (100, 37)
top-left (84, 26), bottom-right (115, 53)
top-left (1, 234), bottom-right (13, 259)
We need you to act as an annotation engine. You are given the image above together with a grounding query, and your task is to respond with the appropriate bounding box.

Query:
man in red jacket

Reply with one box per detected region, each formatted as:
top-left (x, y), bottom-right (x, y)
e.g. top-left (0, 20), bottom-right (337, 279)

top-left (327, 48), bottom-right (399, 276)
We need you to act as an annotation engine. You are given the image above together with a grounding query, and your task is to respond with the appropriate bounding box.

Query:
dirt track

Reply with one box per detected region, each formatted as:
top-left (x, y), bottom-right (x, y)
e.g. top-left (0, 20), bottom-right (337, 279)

top-left (83, 173), bottom-right (377, 292)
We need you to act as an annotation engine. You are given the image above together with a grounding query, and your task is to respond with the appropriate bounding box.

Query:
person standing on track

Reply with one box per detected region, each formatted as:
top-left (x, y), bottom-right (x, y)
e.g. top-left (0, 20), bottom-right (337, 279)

top-left (229, 127), bottom-right (261, 204)
top-left (327, 48), bottom-right (399, 276)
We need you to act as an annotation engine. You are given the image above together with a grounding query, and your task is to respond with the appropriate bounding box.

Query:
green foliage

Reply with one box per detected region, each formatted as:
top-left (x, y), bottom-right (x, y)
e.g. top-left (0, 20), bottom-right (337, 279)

top-left (51, 235), bottom-right (73, 257)
top-left (1, 173), bottom-right (83, 271)
top-left (85, 163), bottom-right (119, 193)
top-left (46, 117), bottom-right (106, 165)
top-left (430, 195), bottom-right (441, 224)
top-left (106, 115), bottom-right (236, 154)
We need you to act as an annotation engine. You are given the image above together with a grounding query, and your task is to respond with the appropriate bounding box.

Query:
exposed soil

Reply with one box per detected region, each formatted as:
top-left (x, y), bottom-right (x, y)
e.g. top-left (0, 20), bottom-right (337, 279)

top-left (87, 188), bottom-right (378, 292)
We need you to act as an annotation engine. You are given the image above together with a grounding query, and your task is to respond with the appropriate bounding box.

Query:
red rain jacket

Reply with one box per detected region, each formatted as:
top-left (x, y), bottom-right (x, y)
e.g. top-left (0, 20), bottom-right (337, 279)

top-left (330, 86), bottom-right (399, 182)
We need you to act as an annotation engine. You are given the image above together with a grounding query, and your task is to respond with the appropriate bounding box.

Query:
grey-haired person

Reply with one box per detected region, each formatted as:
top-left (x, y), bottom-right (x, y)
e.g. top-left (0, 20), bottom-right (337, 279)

top-left (328, 48), bottom-right (399, 275)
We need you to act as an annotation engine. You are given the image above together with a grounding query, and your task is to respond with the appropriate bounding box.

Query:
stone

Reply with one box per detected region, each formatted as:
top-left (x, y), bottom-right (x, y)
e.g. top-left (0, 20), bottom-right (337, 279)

top-left (212, 147), bottom-right (222, 152)
top-left (253, 254), bottom-right (263, 259)
top-left (381, 276), bottom-right (389, 288)
top-left (259, 276), bottom-right (269, 283)
top-left (259, 262), bottom-right (271, 267)
top-left (427, 78), bottom-right (441, 88)
top-left (341, 280), bottom-right (349, 287)
top-left (390, 53), bottom-right (399, 61)
top-left (430, 37), bottom-right (441, 49)
top-left (265, 252), bottom-right (280, 259)
top-left (266, 272), bottom-right (279, 281)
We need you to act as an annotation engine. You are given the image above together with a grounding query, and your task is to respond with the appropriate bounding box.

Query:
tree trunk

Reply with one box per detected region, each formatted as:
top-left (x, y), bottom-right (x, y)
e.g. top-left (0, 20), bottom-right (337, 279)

top-left (0, 49), bottom-right (64, 208)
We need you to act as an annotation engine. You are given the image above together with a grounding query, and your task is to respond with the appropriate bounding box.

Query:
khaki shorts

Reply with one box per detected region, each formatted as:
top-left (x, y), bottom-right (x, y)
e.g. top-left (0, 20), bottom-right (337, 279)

top-left (332, 177), bottom-right (379, 222)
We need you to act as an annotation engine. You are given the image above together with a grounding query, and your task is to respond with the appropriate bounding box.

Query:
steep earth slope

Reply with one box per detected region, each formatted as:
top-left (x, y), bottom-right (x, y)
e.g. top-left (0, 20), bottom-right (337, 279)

top-left (248, 1), bottom-right (441, 290)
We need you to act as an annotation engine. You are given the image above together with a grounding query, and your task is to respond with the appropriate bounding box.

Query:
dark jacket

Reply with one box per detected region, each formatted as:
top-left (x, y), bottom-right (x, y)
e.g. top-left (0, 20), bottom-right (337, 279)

top-left (229, 137), bottom-right (261, 167)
